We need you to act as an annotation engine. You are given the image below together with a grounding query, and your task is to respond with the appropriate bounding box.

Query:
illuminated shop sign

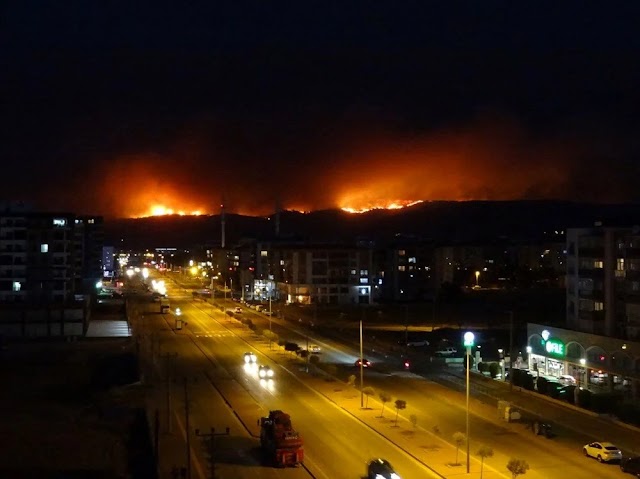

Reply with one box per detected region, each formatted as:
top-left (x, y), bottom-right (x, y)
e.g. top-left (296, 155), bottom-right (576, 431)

top-left (545, 338), bottom-right (565, 357)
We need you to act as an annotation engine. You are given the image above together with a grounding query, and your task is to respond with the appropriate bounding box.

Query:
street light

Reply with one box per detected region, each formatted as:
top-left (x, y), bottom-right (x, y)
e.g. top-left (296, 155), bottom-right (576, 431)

top-left (463, 331), bottom-right (475, 474)
top-left (579, 358), bottom-right (586, 387)
top-left (475, 271), bottom-right (480, 287)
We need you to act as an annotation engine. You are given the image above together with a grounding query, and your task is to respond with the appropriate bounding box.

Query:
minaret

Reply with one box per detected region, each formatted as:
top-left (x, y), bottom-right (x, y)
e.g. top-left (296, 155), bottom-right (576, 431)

top-left (220, 196), bottom-right (226, 249)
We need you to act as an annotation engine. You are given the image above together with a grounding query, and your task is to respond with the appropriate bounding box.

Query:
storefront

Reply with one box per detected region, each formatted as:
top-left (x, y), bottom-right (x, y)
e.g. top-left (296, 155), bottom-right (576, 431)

top-left (526, 323), bottom-right (640, 398)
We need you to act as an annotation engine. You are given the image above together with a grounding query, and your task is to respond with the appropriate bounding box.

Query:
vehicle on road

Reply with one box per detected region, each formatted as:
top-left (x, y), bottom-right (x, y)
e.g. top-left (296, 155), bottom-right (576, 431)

top-left (583, 442), bottom-right (622, 463)
top-left (309, 345), bottom-right (321, 353)
top-left (160, 298), bottom-right (170, 314)
top-left (234, 307), bottom-right (243, 314)
top-left (435, 346), bottom-right (457, 356)
top-left (259, 365), bottom-right (274, 378)
top-left (355, 358), bottom-right (371, 368)
top-left (259, 410), bottom-right (304, 467)
top-left (620, 456), bottom-right (640, 476)
top-left (244, 352), bottom-right (257, 364)
top-left (263, 310), bottom-right (274, 316)
top-left (367, 458), bottom-right (401, 479)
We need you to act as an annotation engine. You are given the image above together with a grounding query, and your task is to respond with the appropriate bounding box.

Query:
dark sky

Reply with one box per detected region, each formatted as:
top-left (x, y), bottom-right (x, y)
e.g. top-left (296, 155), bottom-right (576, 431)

top-left (3, 2), bottom-right (640, 217)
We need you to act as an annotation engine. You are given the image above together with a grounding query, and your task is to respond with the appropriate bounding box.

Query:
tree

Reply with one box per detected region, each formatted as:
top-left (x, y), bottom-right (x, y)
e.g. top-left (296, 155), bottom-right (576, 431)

top-left (477, 445), bottom-right (494, 479)
top-left (379, 392), bottom-right (392, 417)
top-left (363, 387), bottom-right (375, 408)
top-left (452, 432), bottom-right (466, 466)
top-left (506, 458), bottom-right (530, 479)
top-left (394, 399), bottom-right (407, 426)
top-left (409, 414), bottom-right (418, 429)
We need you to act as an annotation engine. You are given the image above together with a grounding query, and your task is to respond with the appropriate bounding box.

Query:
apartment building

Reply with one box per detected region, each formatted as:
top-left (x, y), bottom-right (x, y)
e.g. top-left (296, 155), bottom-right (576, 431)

top-left (0, 209), bottom-right (103, 304)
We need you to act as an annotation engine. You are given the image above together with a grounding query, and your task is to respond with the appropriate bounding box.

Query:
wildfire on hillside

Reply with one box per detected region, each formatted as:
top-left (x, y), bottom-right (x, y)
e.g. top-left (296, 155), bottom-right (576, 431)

top-left (340, 200), bottom-right (424, 214)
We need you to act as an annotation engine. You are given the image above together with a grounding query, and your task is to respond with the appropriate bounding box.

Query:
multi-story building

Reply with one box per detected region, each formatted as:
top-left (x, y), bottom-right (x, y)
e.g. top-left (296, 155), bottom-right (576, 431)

top-left (566, 225), bottom-right (640, 339)
top-left (0, 209), bottom-right (103, 304)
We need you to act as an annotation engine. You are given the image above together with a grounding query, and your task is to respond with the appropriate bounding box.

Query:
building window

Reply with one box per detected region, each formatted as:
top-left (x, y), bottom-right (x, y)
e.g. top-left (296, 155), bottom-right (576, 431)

top-left (12, 281), bottom-right (21, 292)
top-left (359, 288), bottom-right (368, 295)
top-left (280, 260), bottom-right (285, 265)
top-left (398, 265), bottom-right (406, 271)
top-left (88, 218), bottom-right (95, 224)
top-left (594, 260), bottom-right (604, 269)
top-left (594, 301), bottom-right (604, 311)
top-left (359, 269), bottom-right (368, 276)
top-left (398, 250), bottom-right (406, 256)
top-left (359, 278), bottom-right (368, 284)
top-left (261, 250), bottom-right (268, 257)
top-left (408, 257), bottom-right (416, 263)
top-left (53, 218), bottom-right (66, 227)
top-left (617, 258), bottom-right (625, 271)
top-left (41, 243), bottom-right (48, 253)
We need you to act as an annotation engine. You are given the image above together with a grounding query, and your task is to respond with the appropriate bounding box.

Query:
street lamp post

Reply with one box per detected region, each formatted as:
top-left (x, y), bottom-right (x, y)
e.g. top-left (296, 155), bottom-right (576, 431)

top-left (475, 270), bottom-right (480, 287)
top-left (359, 319), bottom-right (364, 408)
top-left (463, 331), bottom-right (475, 474)
top-left (579, 358), bottom-right (586, 388)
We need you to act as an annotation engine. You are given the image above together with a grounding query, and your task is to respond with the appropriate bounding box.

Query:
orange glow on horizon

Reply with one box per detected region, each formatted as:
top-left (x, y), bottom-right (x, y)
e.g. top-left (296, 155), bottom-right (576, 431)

top-left (140, 204), bottom-right (206, 218)
top-left (340, 199), bottom-right (424, 214)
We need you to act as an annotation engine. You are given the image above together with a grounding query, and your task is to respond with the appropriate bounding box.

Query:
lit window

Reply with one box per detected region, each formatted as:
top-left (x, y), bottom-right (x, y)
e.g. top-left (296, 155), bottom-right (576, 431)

top-left (12, 281), bottom-right (21, 292)
top-left (594, 260), bottom-right (604, 268)
top-left (88, 218), bottom-right (95, 224)
top-left (351, 269), bottom-right (357, 275)
top-left (594, 301), bottom-right (604, 311)
top-left (398, 265), bottom-right (406, 271)
top-left (359, 278), bottom-right (368, 284)
top-left (360, 269), bottom-right (368, 276)
top-left (408, 257), bottom-right (416, 263)
top-left (617, 258), bottom-right (625, 271)
top-left (52, 218), bottom-right (66, 227)
top-left (41, 244), bottom-right (48, 253)
top-left (359, 288), bottom-right (368, 295)
top-left (261, 250), bottom-right (268, 257)
top-left (280, 260), bottom-right (285, 265)
top-left (398, 250), bottom-right (405, 256)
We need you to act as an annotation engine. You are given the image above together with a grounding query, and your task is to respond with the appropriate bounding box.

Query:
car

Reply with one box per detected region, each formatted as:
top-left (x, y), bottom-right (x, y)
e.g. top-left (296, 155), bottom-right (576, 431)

top-left (234, 307), bottom-right (243, 314)
top-left (263, 310), bottom-right (274, 316)
top-left (244, 352), bottom-right (257, 364)
top-left (583, 442), bottom-right (623, 463)
top-left (309, 345), bottom-right (321, 354)
top-left (621, 456), bottom-right (640, 476)
top-left (258, 365), bottom-right (274, 379)
top-left (558, 374), bottom-right (577, 386)
top-left (405, 339), bottom-right (429, 347)
top-left (558, 385), bottom-right (577, 403)
top-left (367, 458), bottom-right (401, 479)
top-left (355, 358), bottom-right (371, 368)
top-left (435, 346), bottom-right (458, 356)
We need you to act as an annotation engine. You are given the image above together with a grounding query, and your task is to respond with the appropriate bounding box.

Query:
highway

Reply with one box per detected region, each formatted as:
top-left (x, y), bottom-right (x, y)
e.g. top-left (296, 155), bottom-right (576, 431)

top-left (136, 275), bottom-right (442, 479)
top-left (141, 272), bottom-right (639, 479)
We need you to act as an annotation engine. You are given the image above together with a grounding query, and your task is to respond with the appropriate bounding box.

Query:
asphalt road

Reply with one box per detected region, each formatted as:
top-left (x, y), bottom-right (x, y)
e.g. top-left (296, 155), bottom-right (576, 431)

top-left (191, 294), bottom-right (638, 479)
top-left (139, 274), bottom-right (441, 479)
top-left (148, 272), bottom-right (639, 479)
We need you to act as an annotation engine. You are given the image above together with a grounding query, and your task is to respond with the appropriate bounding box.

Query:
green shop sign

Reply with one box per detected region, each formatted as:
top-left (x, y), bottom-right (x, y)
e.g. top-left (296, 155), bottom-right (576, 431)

top-left (545, 338), bottom-right (565, 357)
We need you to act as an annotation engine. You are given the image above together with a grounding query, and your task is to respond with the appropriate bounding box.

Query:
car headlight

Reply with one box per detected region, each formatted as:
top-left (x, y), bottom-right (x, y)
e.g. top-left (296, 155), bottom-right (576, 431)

top-left (390, 473), bottom-right (401, 479)
top-left (267, 369), bottom-right (274, 377)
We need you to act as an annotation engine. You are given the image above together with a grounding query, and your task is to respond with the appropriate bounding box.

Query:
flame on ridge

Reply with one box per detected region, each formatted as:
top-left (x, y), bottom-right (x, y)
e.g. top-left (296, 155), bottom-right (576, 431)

top-left (341, 200), bottom-right (424, 214)
top-left (141, 204), bottom-right (205, 217)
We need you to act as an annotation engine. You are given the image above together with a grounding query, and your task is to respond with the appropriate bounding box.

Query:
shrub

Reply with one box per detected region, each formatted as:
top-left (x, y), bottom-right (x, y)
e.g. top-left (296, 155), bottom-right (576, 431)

top-left (489, 362), bottom-right (500, 379)
top-left (478, 362), bottom-right (488, 373)
top-left (536, 376), bottom-right (548, 394)
top-left (363, 386), bottom-right (376, 408)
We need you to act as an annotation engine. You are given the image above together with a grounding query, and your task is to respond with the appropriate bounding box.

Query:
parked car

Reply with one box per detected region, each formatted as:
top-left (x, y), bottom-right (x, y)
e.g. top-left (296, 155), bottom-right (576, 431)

top-left (558, 385), bottom-right (577, 403)
top-left (620, 456), bottom-right (640, 476)
top-left (367, 458), bottom-right (401, 479)
top-left (406, 339), bottom-right (429, 347)
top-left (558, 374), bottom-right (577, 386)
top-left (234, 307), bottom-right (243, 314)
top-left (583, 442), bottom-right (622, 463)
top-left (435, 346), bottom-right (458, 356)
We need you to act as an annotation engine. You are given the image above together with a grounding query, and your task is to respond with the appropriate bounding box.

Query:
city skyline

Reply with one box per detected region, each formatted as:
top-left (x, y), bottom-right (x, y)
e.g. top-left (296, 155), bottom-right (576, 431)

top-left (3, 3), bottom-right (640, 217)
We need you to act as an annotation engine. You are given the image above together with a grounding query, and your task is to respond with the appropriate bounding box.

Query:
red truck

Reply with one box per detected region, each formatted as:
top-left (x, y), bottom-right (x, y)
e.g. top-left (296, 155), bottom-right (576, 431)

top-left (259, 410), bottom-right (304, 467)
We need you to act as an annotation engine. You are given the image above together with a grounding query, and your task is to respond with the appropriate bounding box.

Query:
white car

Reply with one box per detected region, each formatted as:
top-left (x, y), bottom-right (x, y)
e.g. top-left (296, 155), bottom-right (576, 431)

top-left (234, 307), bottom-right (243, 314)
top-left (259, 365), bottom-right (274, 379)
top-left (244, 352), bottom-right (257, 364)
top-left (558, 374), bottom-right (577, 386)
top-left (309, 345), bottom-right (321, 354)
top-left (583, 442), bottom-right (622, 463)
top-left (435, 346), bottom-right (458, 356)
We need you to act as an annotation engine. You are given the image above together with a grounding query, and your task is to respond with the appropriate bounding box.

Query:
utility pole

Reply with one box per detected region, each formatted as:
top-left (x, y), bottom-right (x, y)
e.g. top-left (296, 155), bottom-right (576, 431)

top-left (195, 427), bottom-right (230, 479)
top-left (508, 310), bottom-right (514, 391)
top-left (359, 312), bottom-right (364, 408)
top-left (159, 352), bottom-right (178, 433)
top-left (184, 378), bottom-right (191, 479)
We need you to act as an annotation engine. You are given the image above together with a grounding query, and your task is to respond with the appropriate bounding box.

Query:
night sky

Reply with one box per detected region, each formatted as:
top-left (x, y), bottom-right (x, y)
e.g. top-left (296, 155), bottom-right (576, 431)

top-left (3, 2), bottom-right (640, 218)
